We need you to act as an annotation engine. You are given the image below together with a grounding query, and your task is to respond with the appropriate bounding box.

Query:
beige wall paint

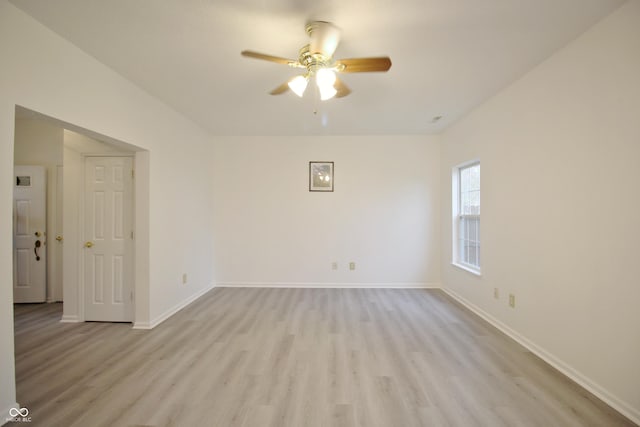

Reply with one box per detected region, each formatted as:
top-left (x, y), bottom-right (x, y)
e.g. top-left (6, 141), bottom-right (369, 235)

top-left (440, 1), bottom-right (640, 422)
top-left (212, 135), bottom-right (441, 287)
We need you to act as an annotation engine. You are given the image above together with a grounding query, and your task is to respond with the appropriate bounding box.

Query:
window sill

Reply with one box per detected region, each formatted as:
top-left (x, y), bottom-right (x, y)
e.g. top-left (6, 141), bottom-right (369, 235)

top-left (451, 262), bottom-right (482, 277)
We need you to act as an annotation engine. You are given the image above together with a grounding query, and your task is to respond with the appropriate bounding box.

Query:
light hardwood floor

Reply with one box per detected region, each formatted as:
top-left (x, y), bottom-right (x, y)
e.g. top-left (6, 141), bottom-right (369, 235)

top-left (13, 288), bottom-right (636, 427)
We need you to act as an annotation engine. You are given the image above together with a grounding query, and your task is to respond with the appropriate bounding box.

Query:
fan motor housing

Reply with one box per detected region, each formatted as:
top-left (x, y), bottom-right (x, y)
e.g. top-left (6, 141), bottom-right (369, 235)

top-left (298, 45), bottom-right (333, 72)
top-left (305, 21), bottom-right (340, 57)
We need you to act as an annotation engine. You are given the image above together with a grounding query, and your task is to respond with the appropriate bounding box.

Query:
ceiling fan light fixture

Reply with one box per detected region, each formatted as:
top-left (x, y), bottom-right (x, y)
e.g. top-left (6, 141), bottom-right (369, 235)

top-left (318, 85), bottom-right (337, 101)
top-left (316, 68), bottom-right (336, 87)
top-left (316, 68), bottom-right (337, 100)
top-left (241, 21), bottom-right (392, 100)
top-left (288, 75), bottom-right (309, 97)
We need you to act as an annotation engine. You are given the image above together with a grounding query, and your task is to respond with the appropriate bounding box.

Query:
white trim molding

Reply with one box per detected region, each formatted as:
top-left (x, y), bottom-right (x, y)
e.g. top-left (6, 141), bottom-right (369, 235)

top-left (132, 320), bottom-right (151, 330)
top-left (442, 287), bottom-right (640, 426)
top-left (59, 315), bottom-right (80, 323)
top-left (133, 283), bottom-right (216, 330)
top-left (216, 282), bottom-right (440, 289)
top-left (451, 262), bottom-right (482, 277)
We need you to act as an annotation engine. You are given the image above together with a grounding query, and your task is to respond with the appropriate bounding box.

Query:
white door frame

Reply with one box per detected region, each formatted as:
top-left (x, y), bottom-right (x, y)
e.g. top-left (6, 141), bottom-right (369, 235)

top-left (61, 148), bottom-right (149, 327)
top-left (48, 164), bottom-right (64, 302)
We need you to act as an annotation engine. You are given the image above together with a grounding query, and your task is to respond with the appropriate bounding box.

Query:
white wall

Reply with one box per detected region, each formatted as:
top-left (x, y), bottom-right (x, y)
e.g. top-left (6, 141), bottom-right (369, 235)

top-left (212, 135), bottom-right (441, 287)
top-left (62, 144), bottom-right (81, 321)
top-left (440, 1), bottom-right (640, 423)
top-left (0, 1), bottom-right (215, 413)
top-left (14, 118), bottom-right (64, 301)
top-left (13, 118), bottom-right (63, 165)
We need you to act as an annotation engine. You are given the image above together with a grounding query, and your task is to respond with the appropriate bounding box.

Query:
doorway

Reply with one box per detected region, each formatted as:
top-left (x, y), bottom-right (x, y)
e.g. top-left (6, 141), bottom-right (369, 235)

top-left (13, 106), bottom-right (147, 324)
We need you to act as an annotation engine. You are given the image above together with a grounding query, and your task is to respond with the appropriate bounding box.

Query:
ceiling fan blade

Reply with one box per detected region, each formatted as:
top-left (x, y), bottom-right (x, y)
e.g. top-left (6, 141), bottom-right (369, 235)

top-left (241, 50), bottom-right (298, 66)
top-left (334, 77), bottom-right (351, 98)
top-left (336, 57), bottom-right (392, 73)
top-left (269, 81), bottom-right (291, 95)
top-left (307, 21), bottom-right (341, 57)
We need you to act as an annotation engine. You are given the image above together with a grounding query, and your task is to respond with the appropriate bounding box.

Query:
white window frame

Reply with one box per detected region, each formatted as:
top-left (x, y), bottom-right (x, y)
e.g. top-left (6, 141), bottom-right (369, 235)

top-left (452, 160), bottom-right (481, 275)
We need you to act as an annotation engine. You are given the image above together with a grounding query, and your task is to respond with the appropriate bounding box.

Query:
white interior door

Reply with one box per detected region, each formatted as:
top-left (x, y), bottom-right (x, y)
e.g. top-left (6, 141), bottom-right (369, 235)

top-left (13, 166), bottom-right (47, 303)
top-left (84, 156), bottom-right (134, 322)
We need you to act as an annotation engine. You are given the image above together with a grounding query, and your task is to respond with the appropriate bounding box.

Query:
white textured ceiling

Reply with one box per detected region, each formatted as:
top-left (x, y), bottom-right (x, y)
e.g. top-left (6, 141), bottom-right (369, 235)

top-left (10, 0), bottom-right (624, 135)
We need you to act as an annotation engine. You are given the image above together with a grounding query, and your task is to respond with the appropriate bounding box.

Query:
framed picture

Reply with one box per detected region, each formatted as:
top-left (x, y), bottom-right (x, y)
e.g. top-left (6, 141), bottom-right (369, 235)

top-left (309, 161), bottom-right (334, 192)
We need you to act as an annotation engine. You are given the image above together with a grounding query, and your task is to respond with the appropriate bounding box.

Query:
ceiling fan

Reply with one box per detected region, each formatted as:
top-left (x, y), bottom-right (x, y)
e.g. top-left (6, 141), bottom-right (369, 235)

top-left (241, 21), bottom-right (392, 101)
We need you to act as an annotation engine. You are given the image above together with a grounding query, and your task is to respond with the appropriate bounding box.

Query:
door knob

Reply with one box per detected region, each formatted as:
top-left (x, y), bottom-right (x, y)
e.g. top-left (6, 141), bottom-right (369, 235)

top-left (56, 235), bottom-right (63, 242)
top-left (84, 241), bottom-right (94, 248)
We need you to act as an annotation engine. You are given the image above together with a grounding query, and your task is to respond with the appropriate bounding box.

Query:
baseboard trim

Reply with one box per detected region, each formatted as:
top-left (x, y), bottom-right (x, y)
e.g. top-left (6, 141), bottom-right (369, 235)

top-left (442, 287), bottom-right (640, 426)
top-left (132, 320), bottom-right (151, 330)
top-left (59, 315), bottom-right (80, 323)
top-left (216, 282), bottom-right (440, 289)
top-left (133, 283), bottom-right (216, 330)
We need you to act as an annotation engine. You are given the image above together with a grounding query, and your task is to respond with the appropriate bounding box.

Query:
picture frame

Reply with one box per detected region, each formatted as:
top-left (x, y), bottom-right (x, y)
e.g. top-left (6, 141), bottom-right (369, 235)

top-left (309, 161), bottom-right (334, 192)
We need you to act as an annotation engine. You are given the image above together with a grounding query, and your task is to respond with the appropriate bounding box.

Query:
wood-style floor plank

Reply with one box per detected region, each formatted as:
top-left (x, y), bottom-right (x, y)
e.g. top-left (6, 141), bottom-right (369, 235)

top-left (12, 288), bottom-right (636, 427)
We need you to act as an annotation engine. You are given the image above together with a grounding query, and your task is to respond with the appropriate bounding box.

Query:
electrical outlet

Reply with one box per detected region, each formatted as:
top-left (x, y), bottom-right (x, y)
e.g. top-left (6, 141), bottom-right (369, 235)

top-left (349, 262), bottom-right (356, 271)
top-left (509, 294), bottom-right (515, 308)
top-left (494, 288), bottom-right (499, 299)
top-left (182, 273), bottom-right (188, 284)
top-left (331, 262), bottom-right (338, 270)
